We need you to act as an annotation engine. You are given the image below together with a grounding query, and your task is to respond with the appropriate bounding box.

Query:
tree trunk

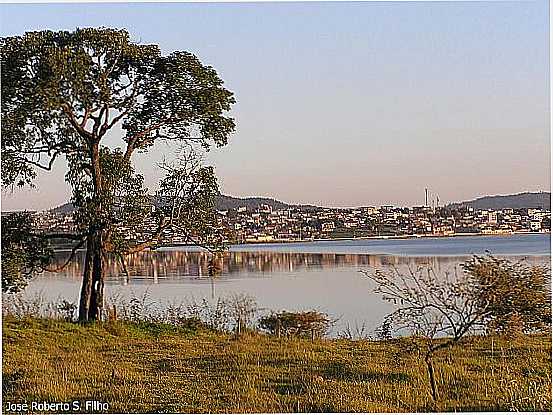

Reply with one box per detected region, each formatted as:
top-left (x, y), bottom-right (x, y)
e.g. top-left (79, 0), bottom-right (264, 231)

top-left (89, 231), bottom-right (106, 321)
top-left (78, 230), bottom-right (106, 322)
top-left (78, 236), bottom-right (94, 322)
top-left (425, 353), bottom-right (438, 401)
top-left (80, 142), bottom-right (106, 322)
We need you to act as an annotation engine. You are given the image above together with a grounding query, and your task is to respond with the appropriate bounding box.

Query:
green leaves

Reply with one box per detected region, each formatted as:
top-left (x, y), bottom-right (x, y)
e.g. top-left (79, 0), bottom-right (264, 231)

top-left (1, 213), bottom-right (53, 293)
top-left (462, 255), bottom-right (551, 335)
top-left (1, 27), bottom-right (235, 187)
top-left (124, 50), bottom-right (235, 151)
top-left (1, 27), bottom-right (235, 293)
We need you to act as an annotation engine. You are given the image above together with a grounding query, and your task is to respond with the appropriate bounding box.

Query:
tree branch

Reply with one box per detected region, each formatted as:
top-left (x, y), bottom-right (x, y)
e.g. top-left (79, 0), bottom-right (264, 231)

top-left (61, 103), bottom-right (94, 141)
top-left (16, 152), bottom-right (60, 172)
top-left (43, 237), bottom-right (87, 272)
top-left (123, 118), bottom-right (183, 162)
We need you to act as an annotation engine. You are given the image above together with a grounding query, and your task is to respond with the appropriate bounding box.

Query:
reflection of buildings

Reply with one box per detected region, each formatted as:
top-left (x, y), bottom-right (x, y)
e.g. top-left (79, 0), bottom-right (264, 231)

top-left (43, 250), bottom-right (550, 285)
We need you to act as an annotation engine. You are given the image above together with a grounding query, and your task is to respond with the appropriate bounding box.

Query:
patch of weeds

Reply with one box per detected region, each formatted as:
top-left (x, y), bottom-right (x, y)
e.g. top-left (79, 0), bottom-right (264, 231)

top-left (177, 317), bottom-right (208, 333)
top-left (300, 401), bottom-right (339, 412)
top-left (126, 321), bottom-right (181, 337)
top-left (103, 321), bottom-right (129, 337)
top-left (442, 374), bottom-right (473, 399)
top-left (262, 357), bottom-right (303, 368)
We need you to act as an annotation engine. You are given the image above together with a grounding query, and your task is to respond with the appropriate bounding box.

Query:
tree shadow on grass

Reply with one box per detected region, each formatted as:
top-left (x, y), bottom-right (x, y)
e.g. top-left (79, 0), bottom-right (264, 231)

top-left (322, 361), bottom-right (411, 383)
top-left (2, 369), bottom-right (25, 396)
top-left (273, 380), bottom-right (307, 396)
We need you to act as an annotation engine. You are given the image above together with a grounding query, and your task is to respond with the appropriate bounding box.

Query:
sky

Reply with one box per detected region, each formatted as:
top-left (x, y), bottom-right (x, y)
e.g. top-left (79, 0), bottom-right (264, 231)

top-left (0, 0), bottom-right (550, 210)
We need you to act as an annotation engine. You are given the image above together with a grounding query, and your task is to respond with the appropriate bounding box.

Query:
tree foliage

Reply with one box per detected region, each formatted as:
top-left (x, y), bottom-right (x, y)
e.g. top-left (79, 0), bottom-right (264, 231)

top-left (462, 254), bottom-right (551, 335)
top-left (1, 27), bottom-right (236, 320)
top-left (1, 213), bottom-right (53, 293)
top-left (1, 28), bottom-right (235, 187)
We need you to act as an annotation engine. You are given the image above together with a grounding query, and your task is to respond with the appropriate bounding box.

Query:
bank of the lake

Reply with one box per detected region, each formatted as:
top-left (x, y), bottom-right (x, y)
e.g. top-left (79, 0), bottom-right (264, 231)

top-left (166, 231), bottom-right (551, 247)
top-left (2, 317), bottom-right (551, 413)
top-left (160, 232), bottom-right (550, 256)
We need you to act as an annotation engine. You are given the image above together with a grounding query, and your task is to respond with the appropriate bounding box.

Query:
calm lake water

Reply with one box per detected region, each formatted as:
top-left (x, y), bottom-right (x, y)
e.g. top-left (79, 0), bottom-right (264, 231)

top-left (24, 234), bottom-right (551, 336)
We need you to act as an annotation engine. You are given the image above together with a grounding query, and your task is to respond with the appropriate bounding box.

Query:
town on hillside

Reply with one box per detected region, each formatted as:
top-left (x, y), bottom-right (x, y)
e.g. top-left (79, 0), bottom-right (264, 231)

top-left (30, 203), bottom-right (551, 246)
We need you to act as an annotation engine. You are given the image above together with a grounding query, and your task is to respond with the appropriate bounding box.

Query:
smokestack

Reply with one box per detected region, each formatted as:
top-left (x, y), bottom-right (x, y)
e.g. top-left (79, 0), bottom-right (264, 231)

top-left (425, 188), bottom-right (428, 207)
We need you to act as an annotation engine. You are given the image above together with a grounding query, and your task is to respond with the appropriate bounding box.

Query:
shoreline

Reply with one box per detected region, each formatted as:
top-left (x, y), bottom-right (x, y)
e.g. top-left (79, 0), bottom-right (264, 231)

top-left (167, 230), bottom-right (551, 248)
top-left (51, 231), bottom-right (550, 252)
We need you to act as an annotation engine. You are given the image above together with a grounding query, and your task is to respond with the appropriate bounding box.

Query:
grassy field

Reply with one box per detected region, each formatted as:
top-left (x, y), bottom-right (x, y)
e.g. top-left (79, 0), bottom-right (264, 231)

top-left (2, 317), bottom-right (551, 413)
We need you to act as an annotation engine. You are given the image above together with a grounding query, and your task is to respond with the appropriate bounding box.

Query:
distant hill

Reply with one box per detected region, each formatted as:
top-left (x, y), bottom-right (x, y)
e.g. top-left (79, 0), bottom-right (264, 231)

top-left (448, 192), bottom-right (551, 210)
top-left (49, 202), bottom-right (75, 215)
top-left (48, 194), bottom-right (318, 214)
top-left (215, 194), bottom-right (291, 211)
top-left (41, 191), bottom-right (552, 214)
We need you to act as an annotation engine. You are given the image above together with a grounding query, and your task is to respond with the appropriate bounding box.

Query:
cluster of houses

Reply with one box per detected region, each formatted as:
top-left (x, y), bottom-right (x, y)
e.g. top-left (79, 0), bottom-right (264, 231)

top-left (218, 204), bottom-right (551, 243)
top-left (31, 203), bottom-right (551, 245)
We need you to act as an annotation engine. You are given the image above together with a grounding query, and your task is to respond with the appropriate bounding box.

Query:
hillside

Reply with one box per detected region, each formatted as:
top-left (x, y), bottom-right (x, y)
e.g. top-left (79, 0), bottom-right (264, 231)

top-left (48, 194), bottom-right (317, 215)
top-left (39, 191), bottom-right (552, 215)
top-left (216, 194), bottom-right (292, 210)
top-left (448, 192), bottom-right (550, 210)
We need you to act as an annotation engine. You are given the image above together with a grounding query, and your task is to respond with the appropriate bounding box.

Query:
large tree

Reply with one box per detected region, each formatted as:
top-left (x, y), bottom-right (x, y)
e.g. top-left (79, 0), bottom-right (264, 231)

top-left (1, 28), bottom-right (235, 321)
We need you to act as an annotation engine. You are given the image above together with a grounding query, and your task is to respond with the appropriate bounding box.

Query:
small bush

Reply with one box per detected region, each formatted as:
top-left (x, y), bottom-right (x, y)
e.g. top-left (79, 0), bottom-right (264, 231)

top-left (57, 300), bottom-right (77, 322)
top-left (259, 310), bottom-right (331, 339)
top-left (462, 255), bottom-right (551, 336)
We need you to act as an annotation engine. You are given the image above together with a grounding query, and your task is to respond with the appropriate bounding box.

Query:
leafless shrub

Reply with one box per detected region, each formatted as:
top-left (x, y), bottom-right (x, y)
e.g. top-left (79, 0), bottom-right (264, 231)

top-left (57, 300), bottom-right (77, 322)
top-left (228, 293), bottom-right (260, 335)
top-left (185, 296), bottom-right (230, 331)
top-left (361, 263), bottom-right (487, 402)
top-left (164, 300), bottom-right (188, 325)
top-left (104, 289), bottom-right (156, 322)
top-left (339, 321), bottom-right (372, 340)
top-left (2, 291), bottom-right (48, 318)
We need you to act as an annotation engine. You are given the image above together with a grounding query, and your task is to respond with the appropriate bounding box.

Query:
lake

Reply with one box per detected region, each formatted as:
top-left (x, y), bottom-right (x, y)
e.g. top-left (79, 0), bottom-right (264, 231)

top-left (23, 234), bottom-right (551, 336)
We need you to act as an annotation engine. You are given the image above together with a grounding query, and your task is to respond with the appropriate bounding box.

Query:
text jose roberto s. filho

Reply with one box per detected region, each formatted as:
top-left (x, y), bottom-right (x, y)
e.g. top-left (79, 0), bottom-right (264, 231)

top-left (5, 400), bottom-right (109, 413)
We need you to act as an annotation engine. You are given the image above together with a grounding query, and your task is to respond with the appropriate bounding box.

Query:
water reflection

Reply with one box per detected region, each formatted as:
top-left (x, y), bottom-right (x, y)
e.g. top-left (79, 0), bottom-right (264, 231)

top-left (44, 249), bottom-right (549, 285)
top-left (28, 249), bottom-right (550, 336)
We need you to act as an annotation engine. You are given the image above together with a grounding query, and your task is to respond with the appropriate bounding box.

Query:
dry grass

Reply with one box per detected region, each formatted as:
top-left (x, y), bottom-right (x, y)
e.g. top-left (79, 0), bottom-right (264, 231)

top-left (2, 317), bottom-right (551, 413)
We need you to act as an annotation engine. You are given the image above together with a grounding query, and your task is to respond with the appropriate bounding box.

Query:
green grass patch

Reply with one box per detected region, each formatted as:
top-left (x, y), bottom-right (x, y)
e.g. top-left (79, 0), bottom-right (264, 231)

top-left (2, 317), bottom-right (551, 413)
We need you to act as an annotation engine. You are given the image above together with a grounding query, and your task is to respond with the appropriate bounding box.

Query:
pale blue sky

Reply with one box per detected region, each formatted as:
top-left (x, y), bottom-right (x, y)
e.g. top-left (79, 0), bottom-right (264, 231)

top-left (1, 1), bottom-right (550, 210)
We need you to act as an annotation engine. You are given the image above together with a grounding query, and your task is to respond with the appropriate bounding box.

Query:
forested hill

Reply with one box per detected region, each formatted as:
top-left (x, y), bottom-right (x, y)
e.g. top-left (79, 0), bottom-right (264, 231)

top-left (215, 194), bottom-right (319, 211)
top-left (215, 194), bottom-right (291, 210)
top-left (48, 195), bottom-right (318, 214)
top-left (447, 192), bottom-right (550, 210)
